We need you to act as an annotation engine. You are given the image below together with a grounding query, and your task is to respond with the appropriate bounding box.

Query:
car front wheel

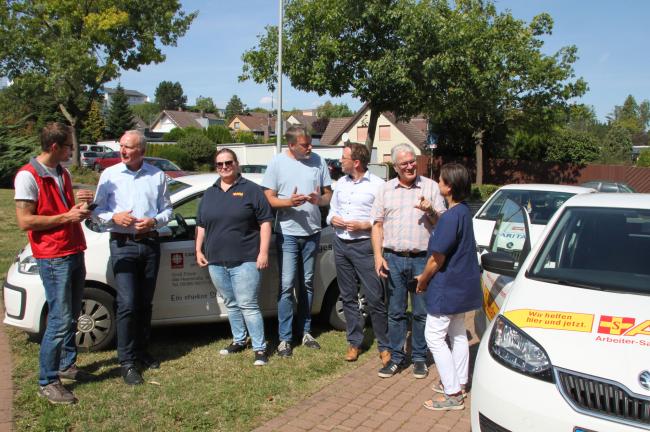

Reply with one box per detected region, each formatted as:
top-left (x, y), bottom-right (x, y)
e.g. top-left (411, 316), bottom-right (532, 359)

top-left (323, 282), bottom-right (368, 331)
top-left (75, 288), bottom-right (116, 352)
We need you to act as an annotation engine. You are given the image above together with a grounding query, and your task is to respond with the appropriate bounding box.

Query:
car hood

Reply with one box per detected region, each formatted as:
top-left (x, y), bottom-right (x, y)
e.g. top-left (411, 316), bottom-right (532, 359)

top-left (500, 278), bottom-right (650, 396)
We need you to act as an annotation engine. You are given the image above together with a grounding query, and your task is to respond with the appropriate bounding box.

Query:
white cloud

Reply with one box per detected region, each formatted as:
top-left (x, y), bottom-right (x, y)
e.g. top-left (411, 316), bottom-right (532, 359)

top-left (259, 96), bottom-right (275, 105)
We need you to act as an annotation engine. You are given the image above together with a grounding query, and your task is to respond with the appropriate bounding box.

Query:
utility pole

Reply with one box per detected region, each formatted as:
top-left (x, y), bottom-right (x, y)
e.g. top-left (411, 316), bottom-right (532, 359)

top-left (276, 0), bottom-right (283, 153)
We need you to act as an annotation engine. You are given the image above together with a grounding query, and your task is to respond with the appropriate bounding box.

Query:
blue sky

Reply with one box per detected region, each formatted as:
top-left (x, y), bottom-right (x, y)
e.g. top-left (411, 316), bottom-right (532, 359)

top-left (111, 0), bottom-right (650, 121)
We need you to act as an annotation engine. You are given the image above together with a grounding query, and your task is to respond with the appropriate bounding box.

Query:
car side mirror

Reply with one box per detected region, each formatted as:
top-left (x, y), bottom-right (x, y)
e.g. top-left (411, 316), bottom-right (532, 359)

top-left (481, 252), bottom-right (519, 278)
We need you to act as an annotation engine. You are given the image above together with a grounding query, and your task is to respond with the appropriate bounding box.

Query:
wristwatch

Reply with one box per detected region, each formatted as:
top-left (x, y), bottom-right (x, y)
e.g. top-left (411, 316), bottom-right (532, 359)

top-left (152, 218), bottom-right (158, 228)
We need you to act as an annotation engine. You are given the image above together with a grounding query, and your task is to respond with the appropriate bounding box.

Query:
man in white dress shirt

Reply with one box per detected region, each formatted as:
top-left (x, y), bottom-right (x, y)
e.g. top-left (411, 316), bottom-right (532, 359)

top-left (327, 143), bottom-right (390, 365)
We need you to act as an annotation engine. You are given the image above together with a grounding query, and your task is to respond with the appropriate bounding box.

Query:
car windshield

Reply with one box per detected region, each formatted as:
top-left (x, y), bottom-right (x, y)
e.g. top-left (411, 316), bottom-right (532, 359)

top-left (528, 207), bottom-right (650, 294)
top-left (167, 178), bottom-right (192, 196)
top-left (147, 159), bottom-right (181, 171)
top-left (240, 165), bottom-right (266, 173)
top-left (82, 152), bottom-right (98, 157)
top-left (477, 189), bottom-right (575, 225)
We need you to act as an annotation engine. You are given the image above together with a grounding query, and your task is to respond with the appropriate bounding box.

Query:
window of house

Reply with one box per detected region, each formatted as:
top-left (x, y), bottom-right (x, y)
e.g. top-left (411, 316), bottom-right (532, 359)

top-left (357, 126), bottom-right (368, 142)
top-left (379, 125), bottom-right (391, 141)
top-left (234, 122), bottom-right (240, 129)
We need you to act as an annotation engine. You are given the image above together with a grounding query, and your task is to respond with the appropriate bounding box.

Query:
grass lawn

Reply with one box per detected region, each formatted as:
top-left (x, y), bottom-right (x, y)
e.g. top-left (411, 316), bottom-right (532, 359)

top-left (0, 188), bottom-right (368, 431)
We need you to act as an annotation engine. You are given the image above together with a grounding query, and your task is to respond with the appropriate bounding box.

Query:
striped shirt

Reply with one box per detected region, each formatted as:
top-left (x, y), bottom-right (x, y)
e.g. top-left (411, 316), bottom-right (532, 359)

top-left (371, 176), bottom-right (446, 252)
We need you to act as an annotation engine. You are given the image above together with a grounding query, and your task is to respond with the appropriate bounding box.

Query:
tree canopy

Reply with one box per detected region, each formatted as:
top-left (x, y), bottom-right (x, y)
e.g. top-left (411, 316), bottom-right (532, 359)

top-left (193, 96), bottom-right (218, 114)
top-left (317, 101), bottom-right (354, 119)
top-left (225, 95), bottom-right (246, 122)
top-left (105, 85), bottom-right (135, 139)
top-left (0, 0), bottom-right (196, 164)
top-left (155, 81), bottom-right (187, 110)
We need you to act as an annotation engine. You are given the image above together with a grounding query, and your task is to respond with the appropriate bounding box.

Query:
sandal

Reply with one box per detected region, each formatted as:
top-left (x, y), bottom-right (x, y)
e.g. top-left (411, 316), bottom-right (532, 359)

top-left (431, 381), bottom-right (468, 398)
top-left (423, 392), bottom-right (464, 411)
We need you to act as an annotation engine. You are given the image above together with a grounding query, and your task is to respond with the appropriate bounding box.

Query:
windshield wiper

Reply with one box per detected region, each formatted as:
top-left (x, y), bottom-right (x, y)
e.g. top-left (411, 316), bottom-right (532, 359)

top-left (529, 275), bottom-right (603, 290)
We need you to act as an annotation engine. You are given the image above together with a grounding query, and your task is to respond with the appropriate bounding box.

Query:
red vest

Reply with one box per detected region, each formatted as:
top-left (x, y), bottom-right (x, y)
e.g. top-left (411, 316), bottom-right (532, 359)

top-left (18, 159), bottom-right (86, 258)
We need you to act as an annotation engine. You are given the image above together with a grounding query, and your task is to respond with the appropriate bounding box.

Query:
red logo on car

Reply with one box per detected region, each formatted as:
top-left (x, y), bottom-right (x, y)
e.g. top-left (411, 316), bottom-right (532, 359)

top-left (597, 316), bottom-right (635, 335)
top-left (171, 253), bottom-right (184, 269)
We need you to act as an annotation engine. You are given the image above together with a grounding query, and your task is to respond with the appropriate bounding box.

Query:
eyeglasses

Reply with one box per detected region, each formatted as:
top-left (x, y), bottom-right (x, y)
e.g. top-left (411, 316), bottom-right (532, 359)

top-left (215, 160), bottom-right (235, 169)
top-left (398, 160), bottom-right (417, 169)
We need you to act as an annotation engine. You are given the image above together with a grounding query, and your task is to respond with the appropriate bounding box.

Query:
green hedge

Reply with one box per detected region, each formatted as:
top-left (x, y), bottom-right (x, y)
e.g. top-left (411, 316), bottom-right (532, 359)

top-left (637, 149), bottom-right (650, 167)
top-left (147, 143), bottom-right (193, 170)
top-left (470, 184), bottom-right (499, 201)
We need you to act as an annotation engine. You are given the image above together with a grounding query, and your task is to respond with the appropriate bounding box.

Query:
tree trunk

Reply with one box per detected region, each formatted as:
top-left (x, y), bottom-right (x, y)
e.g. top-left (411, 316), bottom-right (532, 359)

top-left (473, 129), bottom-right (484, 185)
top-left (59, 104), bottom-right (80, 167)
top-left (364, 106), bottom-right (379, 154)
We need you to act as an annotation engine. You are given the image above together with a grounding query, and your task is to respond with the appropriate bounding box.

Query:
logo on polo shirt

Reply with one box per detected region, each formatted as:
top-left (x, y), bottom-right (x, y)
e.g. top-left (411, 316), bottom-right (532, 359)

top-left (232, 192), bottom-right (244, 197)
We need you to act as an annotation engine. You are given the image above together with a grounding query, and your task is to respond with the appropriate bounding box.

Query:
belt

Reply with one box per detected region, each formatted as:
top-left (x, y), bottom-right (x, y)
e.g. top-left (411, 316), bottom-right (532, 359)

top-left (384, 248), bottom-right (426, 258)
top-left (110, 231), bottom-right (159, 242)
top-left (336, 236), bottom-right (370, 243)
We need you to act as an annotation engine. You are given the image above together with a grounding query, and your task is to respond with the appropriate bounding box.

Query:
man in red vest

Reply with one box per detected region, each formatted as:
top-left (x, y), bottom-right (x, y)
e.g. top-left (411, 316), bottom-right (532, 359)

top-left (14, 122), bottom-right (95, 404)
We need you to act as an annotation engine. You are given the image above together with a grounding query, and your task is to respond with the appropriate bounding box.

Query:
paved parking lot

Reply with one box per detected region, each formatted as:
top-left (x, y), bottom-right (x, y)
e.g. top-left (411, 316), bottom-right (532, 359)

top-left (254, 313), bottom-right (479, 432)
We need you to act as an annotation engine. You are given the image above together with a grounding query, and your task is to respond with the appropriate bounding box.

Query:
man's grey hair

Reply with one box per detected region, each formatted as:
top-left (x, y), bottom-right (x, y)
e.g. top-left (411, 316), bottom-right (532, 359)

top-left (391, 143), bottom-right (416, 165)
top-left (123, 130), bottom-right (147, 152)
top-left (285, 125), bottom-right (310, 145)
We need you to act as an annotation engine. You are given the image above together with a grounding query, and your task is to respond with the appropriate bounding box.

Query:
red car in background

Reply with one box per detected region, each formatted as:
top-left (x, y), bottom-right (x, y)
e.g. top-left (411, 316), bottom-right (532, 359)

top-left (93, 151), bottom-right (121, 171)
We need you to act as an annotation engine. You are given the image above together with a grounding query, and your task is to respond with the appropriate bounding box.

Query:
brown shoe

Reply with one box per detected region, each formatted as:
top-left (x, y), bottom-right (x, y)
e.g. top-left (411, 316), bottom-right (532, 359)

top-left (379, 350), bottom-right (391, 367)
top-left (345, 345), bottom-right (361, 362)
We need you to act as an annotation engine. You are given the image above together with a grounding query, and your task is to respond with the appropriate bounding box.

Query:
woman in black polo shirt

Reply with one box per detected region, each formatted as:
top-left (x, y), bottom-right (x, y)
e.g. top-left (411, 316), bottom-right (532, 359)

top-left (195, 148), bottom-right (273, 366)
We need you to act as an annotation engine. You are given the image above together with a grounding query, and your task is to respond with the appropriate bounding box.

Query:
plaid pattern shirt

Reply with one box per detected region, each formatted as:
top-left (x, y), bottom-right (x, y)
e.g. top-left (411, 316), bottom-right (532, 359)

top-left (371, 176), bottom-right (446, 252)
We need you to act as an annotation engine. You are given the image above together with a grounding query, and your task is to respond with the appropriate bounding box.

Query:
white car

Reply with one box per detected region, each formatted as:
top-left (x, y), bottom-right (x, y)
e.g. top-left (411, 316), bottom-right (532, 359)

top-left (3, 173), bottom-right (352, 351)
top-left (473, 184), bottom-right (596, 253)
top-left (471, 193), bottom-right (650, 432)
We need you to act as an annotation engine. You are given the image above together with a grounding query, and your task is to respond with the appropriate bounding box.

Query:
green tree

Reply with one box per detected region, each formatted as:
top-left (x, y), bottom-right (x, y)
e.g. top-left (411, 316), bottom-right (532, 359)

top-left (80, 101), bottom-right (106, 143)
top-left (234, 130), bottom-right (257, 144)
top-left (0, 74), bottom-right (63, 133)
top-left (636, 148), bottom-right (650, 167)
top-left (155, 81), bottom-right (187, 110)
top-left (0, 1), bottom-right (196, 165)
top-left (132, 102), bottom-right (161, 126)
top-left (607, 95), bottom-right (649, 146)
top-left (544, 128), bottom-right (599, 164)
top-left (194, 96), bottom-right (217, 114)
top-left (599, 123), bottom-right (633, 165)
top-left (105, 85), bottom-right (135, 139)
top-left (162, 126), bottom-right (203, 142)
top-left (0, 116), bottom-right (38, 186)
top-left (225, 95), bottom-right (246, 122)
top-left (178, 133), bottom-right (215, 168)
top-left (317, 101), bottom-right (354, 118)
top-left (205, 125), bottom-right (233, 144)
top-left (416, 0), bottom-right (586, 183)
top-left (240, 0), bottom-right (424, 150)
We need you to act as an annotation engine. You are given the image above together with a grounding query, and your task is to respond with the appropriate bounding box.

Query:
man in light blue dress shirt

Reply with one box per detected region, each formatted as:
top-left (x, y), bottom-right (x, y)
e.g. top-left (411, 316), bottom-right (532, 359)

top-left (94, 130), bottom-right (172, 385)
top-left (327, 143), bottom-right (390, 365)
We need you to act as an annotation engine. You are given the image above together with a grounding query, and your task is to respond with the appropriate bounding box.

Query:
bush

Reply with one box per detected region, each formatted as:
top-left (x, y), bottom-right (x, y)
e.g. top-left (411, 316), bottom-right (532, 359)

top-left (148, 144), bottom-right (193, 170)
top-left (234, 130), bottom-right (257, 144)
top-left (545, 128), bottom-right (599, 164)
top-left (470, 184), bottom-right (499, 201)
top-left (0, 127), bottom-right (38, 187)
top-left (178, 133), bottom-right (216, 168)
top-left (637, 149), bottom-right (650, 167)
top-left (162, 127), bottom-right (204, 142)
top-left (205, 125), bottom-right (233, 144)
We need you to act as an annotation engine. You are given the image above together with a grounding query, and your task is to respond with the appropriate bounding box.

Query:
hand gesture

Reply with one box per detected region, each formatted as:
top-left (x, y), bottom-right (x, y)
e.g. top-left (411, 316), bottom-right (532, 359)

top-left (415, 196), bottom-right (433, 214)
top-left (112, 210), bottom-right (137, 228)
top-left (307, 185), bottom-right (321, 205)
top-left (375, 256), bottom-right (389, 278)
top-left (290, 186), bottom-right (308, 207)
top-left (75, 189), bottom-right (94, 204)
top-left (345, 221), bottom-right (364, 232)
top-left (65, 203), bottom-right (91, 223)
top-left (415, 274), bottom-right (428, 293)
top-left (196, 250), bottom-right (208, 267)
top-left (134, 217), bottom-right (155, 233)
top-left (330, 215), bottom-right (347, 229)
top-left (256, 251), bottom-right (269, 270)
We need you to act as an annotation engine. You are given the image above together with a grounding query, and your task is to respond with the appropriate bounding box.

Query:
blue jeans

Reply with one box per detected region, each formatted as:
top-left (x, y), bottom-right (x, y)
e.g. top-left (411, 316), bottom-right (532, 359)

top-left (208, 262), bottom-right (266, 351)
top-left (276, 232), bottom-right (320, 343)
top-left (110, 237), bottom-right (160, 366)
top-left (384, 252), bottom-right (428, 365)
top-left (36, 252), bottom-right (85, 385)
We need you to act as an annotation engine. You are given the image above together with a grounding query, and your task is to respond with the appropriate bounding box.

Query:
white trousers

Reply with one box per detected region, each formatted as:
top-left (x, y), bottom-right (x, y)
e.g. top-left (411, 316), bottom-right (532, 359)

top-left (425, 313), bottom-right (469, 395)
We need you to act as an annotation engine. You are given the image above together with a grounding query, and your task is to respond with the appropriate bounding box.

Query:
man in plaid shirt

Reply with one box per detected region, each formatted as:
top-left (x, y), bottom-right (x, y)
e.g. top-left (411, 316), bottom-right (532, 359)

top-left (371, 143), bottom-right (446, 379)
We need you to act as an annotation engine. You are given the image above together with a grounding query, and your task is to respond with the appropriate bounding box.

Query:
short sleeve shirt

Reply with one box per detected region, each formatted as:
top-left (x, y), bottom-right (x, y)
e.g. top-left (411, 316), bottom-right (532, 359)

top-left (425, 202), bottom-right (482, 315)
top-left (197, 176), bottom-right (273, 264)
top-left (261, 152), bottom-right (332, 236)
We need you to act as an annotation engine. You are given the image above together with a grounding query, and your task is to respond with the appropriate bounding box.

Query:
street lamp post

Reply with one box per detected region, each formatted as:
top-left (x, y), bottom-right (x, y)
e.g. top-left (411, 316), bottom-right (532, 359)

top-left (276, 0), bottom-right (283, 153)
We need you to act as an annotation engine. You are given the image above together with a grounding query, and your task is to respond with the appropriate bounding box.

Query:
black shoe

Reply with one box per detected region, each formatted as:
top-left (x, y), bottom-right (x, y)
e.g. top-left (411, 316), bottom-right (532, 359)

top-left (138, 353), bottom-right (160, 370)
top-left (253, 350), bottom-right (268, 366)
top-left (219, 341), bottom-right (248, 356)
top-left (412, 360), bottom-right (428, 379)
top-left (378, 360), bottom-right (402, 378)
top-left (121, 366), bottom-right (144, 385)
top-left (277, 341), bottom-right (293, 358)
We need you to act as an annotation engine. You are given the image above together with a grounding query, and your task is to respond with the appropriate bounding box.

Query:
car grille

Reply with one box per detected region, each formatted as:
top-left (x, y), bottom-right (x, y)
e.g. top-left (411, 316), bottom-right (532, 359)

top-left (556, 368), bottom-right (650, 429)
top-left (478, 413), bottom-right (512, 432)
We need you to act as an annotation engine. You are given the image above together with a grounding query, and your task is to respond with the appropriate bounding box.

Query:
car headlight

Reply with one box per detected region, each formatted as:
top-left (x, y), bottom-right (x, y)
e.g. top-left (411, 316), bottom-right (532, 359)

top-left (18, 255), bottom-right (39, 275)
top-left (488, 314), bottom-right (554, 382)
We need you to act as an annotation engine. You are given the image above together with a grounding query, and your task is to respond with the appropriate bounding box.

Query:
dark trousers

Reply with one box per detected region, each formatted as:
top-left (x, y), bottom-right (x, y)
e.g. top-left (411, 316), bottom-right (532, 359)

top-left (334, 236), bottom-right (389, 352)
top-left (110, 237), bottom-right (160, 366)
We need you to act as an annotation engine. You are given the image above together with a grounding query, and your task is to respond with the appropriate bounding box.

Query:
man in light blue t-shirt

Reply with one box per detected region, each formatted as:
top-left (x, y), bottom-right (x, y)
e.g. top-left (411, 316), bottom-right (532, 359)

top-left (262, 125), bottom-right (332, 357)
